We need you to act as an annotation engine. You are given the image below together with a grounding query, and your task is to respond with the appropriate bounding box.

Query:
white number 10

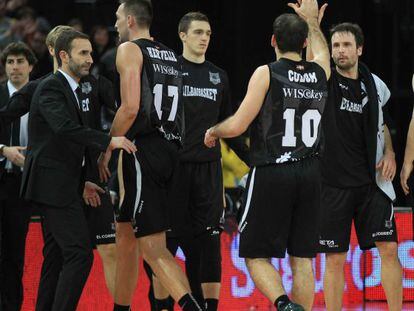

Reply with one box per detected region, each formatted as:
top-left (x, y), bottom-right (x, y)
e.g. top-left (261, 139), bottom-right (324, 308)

top-left (282, 108), bottom-right (321, 147)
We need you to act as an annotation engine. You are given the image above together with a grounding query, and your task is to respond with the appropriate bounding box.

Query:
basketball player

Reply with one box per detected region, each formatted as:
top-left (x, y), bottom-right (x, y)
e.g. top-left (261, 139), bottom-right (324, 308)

top-left (313, 21), bottom-right (403, 311)
top-left (204, 0), bottom-right (330, 310)
top-left (98, 1), bottom-right (204, 310)
top-left (150, 11), bottom-right (249, 311)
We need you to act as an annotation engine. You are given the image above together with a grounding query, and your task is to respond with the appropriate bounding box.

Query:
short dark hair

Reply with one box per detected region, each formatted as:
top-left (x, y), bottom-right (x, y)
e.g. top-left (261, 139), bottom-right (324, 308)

top-left (54, 29), bottom-right (89, 67)
top-left (330, 23), bottom-right (364, 48)
top-left (178, 12), bottom-right (209, 34)
top-left (1, 42), bottom-right (37, 66)
top-left (119, 0), bottom-right (152, 28)
top-left (273, 13), bottom-right (308, 54)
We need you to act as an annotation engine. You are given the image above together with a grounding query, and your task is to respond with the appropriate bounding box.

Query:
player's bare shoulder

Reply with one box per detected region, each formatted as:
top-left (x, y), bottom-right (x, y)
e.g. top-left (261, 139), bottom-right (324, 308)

top-left (116, 41), bottom-right (142, 68)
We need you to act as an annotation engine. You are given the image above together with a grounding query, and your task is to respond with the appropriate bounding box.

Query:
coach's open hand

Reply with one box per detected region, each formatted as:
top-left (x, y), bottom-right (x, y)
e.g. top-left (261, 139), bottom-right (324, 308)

top-left (83, 181), bottom-right (105, 207)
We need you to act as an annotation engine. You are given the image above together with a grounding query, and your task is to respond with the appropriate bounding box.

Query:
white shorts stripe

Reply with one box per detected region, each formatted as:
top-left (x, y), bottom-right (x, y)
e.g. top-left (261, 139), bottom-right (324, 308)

top-left (238, 167), bottom-right (256, 232)
top-left (132, 153), bottom-right (143, 220)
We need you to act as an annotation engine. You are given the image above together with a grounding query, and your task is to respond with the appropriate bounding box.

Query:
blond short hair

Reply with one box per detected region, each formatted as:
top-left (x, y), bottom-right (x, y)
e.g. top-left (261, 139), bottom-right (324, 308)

top-left (45, 25), bottom-right (73, 48)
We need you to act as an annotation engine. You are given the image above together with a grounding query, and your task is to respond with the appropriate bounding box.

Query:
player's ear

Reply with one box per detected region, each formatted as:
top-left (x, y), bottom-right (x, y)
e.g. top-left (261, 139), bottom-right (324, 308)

top-left (271, 34), bottom-right (277, 48)
top-left (303, 38), bottom-right (308, 49)
top-left (179, 31), bottom-right (186, 42)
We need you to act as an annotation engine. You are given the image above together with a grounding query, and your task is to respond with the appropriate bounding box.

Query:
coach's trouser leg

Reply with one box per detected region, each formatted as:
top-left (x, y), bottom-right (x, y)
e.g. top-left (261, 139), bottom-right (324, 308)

top-left (289, 256), bottom-right (314, 311)
top-left (245, 258), bottom-right (285, 302)
top-left (324, 252), bottom-right (347, 311)
top-left (376, 241), bottom-right (402, 311)
top-left (97, 243), bottom-right (117, 298)
top-left (139, 231), bottom-right (192, 301)
top-left (114, 222), bottom-right (140, 306)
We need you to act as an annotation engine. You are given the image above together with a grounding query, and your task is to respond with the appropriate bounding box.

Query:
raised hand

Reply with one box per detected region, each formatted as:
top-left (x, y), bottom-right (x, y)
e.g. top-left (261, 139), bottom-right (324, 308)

top-left (288, 0), bottom-right (319, 21)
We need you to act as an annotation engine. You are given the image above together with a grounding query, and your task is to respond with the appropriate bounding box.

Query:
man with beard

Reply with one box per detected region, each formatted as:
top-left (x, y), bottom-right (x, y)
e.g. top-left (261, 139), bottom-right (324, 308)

top-left (313, 22), bottom-right (403, 311)
top-left (23, 29), bottom-right (136, 310)
top-left (0, 25), bottom-right (121, 308)
top-left (98, 1), bottom-right (204, 310)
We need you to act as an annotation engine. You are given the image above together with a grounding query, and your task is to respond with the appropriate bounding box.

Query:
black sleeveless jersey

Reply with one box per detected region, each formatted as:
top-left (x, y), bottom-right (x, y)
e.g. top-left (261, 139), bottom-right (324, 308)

top-left (250, 58), bottom-right (328, 166)
top-left (127, 39), bottom-right (184, 145)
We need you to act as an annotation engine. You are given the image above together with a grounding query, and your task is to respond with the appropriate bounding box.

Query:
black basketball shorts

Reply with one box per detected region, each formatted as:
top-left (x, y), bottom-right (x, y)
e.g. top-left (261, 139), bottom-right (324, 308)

top-left (319, 183), bottom-right (398, 252)
top-left (116, 134), bottom-right (178, 238)
top-left (84, 189), bottom-right (116, 246)
top-left (168, 160), bottom-right (224, 237)
top-left (239, 157), bottom-right (321, 259)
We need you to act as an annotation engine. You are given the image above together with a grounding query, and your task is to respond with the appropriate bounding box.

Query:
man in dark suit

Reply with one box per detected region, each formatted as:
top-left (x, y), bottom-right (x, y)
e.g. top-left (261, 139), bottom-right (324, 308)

top-left (22, 29), bottom-right (136, 311)
top-left (0, 25), bottom-right (121, 304)
top-left (0, 42), bottom-right (37, 311)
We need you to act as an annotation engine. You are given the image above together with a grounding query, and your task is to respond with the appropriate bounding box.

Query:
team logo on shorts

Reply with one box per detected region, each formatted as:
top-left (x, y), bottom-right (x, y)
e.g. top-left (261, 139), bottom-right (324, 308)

top-left (385, 220), bottom-right (393, 229)
top-left (209, 72), bottom-right (221, 85)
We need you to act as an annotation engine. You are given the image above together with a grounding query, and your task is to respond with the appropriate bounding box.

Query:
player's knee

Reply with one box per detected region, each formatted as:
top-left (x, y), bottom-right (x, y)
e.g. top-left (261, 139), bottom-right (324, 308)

top-left (289, 257), bottom-right (312, 275)
top-left (140, 238), bottom-right (166, 264)
top-left (97, 243), bottom-right (117, 263)
top-left (376, 241), bottom-right (399, 262)
top-left (245, 257), bottom-right (269, 272)
top-left (326, 253), bottom-right (347, 270)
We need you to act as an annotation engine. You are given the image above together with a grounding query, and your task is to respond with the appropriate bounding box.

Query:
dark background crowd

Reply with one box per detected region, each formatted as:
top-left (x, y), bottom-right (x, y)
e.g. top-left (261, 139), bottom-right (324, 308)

top-left (0, 0), bottom-right (413, 205)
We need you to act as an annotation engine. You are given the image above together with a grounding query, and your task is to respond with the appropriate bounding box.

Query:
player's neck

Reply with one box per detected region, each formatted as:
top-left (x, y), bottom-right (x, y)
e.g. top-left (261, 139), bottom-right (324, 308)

top-left (182, 50), bottom-right (205, 64)
top-left (129, 29), bottom-right (151, 42)
top-left (336, 64), bottom-right (358, 80)
top-left (276, 51), bottom-right (302, 62)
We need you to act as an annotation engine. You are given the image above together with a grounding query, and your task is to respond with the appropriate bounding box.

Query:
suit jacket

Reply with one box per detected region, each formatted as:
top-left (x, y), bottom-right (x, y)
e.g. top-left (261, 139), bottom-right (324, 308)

top-left (21, 71), bottom-right (111, 207)
top-left (0, 82), bottom-right (10, 198)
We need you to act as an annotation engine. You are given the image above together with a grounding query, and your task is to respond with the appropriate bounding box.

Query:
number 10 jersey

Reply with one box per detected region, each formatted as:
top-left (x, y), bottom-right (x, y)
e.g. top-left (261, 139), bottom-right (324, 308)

top-left (127, 38), bottom-right (184, 145)
top-left (249, 58), bottom-right (328, 166)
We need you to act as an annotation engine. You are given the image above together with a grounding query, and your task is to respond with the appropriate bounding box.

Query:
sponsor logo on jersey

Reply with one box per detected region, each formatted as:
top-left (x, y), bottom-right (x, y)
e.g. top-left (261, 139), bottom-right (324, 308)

top-left (183, 85), bottom-right (218, 101)
top-left (209, 72), bottom-right (221, 85)
top-left (340, 97), bottom-right (363, 113)
top-left (296, 65), bottom-right (305, 71)
top-left (282, 87), bottom-right (324, 101)
top-left (146, 47), bottom-right (177, 62)
top-left (152, 63), bottom-right (179, 77)
top-left (288, 70), bottom-right (318, 83)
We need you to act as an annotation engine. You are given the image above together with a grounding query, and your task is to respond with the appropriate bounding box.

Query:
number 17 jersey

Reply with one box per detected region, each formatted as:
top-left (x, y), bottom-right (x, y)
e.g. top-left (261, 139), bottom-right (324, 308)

top-left (249, 58), bottom-right (328, 166)
top-left (127, 38), bottom-right (184, 145)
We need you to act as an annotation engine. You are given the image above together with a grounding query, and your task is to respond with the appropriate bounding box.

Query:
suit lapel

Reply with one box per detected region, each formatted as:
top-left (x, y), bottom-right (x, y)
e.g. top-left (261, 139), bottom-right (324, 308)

top-left (55, 71), bottom-right (84, 124)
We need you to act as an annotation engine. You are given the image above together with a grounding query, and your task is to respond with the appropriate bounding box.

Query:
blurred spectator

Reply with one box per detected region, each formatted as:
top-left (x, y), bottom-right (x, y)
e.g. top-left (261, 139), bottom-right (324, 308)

top-left (0, 0), bottom-right (18, 50)
top-left (26, 29), bottom-right (51, 79)
top-left (6, 0), bottom-right (27, 12)
top-left (11, 7), bottom-right (50, 43)
top-left (68, 18), bottom-right (83, 32)
top-left (91, 25), bottom-right (112, 65)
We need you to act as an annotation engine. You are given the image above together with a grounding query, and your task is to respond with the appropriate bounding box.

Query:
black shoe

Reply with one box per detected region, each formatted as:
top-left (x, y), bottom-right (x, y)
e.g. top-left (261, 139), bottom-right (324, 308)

top-left (277, 301), bottom-right (305, 311)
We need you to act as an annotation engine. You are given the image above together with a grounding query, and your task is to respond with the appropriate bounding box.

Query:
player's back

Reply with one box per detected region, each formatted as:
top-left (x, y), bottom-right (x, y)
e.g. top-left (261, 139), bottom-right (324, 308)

top-left (127, 38), bottom-right (184, 147)
top-left (249, 58), bottom-right (328, 166)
